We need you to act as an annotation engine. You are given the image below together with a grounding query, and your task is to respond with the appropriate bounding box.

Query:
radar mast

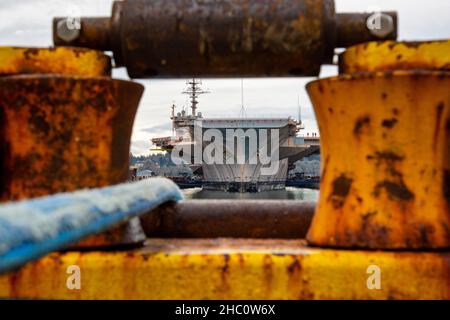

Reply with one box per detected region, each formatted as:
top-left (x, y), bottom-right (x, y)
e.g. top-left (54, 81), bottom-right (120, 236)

top-left (182, 78), bottom-right (209, 117)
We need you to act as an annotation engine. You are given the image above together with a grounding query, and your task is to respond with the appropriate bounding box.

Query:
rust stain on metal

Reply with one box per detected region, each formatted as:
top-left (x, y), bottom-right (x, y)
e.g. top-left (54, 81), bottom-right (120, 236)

top-left (262, 254), bottom-right (274, 292)
top-left (353, 115), bottom-right (371, 136)
top-left (287, 255), bottom-right (302, 275)
top-left (373, 180), bottom-right (414, 201)
top-left (381, 118), bottom-right (398, 128)
top-left (444, 170), bottom-right (450, 206)
top-left (220, 253), bottom-right (231, 291)
top-left (222, 254), bottom-right (230, 274)
top-left (359, 211), bottom-right (390, 247)
top-left (367, 151), bottom-right (414, 201)
top-left (366, 151), bottom-right (404, 165)
top-left (320, 155), bottom-right (330, 183)
top-left (328, 174), bottom-right (352, 209)
top-left (433, 102), bottom-right (445, 149)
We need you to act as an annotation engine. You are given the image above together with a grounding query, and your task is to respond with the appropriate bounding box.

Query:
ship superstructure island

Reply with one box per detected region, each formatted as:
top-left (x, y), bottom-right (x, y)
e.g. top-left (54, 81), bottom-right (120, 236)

top-left (152, 79), bottom-right (320, 192)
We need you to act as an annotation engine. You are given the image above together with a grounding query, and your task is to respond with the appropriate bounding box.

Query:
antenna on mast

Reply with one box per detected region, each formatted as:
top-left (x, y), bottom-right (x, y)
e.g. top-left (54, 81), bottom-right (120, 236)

top-left (297, 95), bottom-right (305, 131)
top-left (170, 102), bottom-right (176, 135)
top-left (171, 102), bottom-right (176, 118)
top-left (182, 78), bottom-right (209, 117)
top-left (239, 78), bottom-right (247, 118)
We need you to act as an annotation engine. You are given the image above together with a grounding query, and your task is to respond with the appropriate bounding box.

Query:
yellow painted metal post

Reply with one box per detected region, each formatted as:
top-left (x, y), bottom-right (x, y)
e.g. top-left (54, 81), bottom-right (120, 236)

top-left (0, 46), bottom-right (145, 247)
top-left (0, 75), bottom-right (143, 200)
top-left (306, 40), bottom-right (450, 249)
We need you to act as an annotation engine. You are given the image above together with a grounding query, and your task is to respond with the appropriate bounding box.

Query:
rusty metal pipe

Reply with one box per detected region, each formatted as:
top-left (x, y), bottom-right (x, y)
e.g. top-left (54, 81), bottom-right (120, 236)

top-left (53, 0), bottom-right (397, 78)
top-left (336, 12), bottom-right (397, 48)
top-left (141, 200), bottom-right (316, 238)
top-left (53, 17), bottom-right (112, 52)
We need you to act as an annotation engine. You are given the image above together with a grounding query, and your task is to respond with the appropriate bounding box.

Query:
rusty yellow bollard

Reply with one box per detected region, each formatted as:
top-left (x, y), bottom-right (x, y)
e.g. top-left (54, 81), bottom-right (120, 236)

top-left (0, 47), bottom-right (143, 200)
top-left (306, 40), bottom-right (450, 249)
top-left (0, 46), bottom-right (145, 247)
top-left (0, 75), bottom-right (143, 200)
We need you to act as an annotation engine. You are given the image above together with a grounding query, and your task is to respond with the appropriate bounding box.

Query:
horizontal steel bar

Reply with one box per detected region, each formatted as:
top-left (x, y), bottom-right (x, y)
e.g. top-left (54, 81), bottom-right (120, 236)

top-left (141, 200), bottom-right (315, 238)
top-left (53, 0), bottom-right (397, 77)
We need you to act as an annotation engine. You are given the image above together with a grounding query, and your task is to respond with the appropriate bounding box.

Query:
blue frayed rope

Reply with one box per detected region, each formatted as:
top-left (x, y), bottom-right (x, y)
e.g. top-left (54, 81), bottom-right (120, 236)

top-left (0, 177), bottom-right (183, 274)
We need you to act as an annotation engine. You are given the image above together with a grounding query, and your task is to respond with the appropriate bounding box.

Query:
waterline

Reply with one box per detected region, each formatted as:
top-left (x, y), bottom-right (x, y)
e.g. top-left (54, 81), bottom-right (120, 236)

top-left (183, 187), bottom-right (319, 201)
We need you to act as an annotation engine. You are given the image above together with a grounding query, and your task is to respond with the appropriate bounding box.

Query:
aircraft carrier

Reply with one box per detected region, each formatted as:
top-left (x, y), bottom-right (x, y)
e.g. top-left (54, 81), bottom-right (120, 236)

top-left (152, 79), bottom-right (320, 192)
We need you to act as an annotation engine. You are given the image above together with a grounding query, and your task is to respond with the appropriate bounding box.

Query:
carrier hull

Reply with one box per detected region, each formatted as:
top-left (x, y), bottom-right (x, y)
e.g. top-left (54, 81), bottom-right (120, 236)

top-left (201, 159), bottom-right (289, 192)
top-left (202, 181), bottom-right (286, 192)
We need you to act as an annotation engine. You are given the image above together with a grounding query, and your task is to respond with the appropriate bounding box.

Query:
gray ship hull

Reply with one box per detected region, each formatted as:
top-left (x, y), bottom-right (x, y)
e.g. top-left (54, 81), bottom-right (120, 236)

top-left (201, 159), bottom-right (289, 192)
top-left (202, 181), bottom-right (286, 192)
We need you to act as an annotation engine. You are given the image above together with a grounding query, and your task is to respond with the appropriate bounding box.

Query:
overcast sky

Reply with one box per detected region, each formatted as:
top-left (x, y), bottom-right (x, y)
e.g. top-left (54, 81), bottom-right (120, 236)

top-left (1, 0), bottom-right (449, 155)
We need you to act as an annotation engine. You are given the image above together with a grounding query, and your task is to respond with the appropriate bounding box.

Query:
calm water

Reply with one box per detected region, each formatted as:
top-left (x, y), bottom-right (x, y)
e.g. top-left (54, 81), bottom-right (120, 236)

top-left (183, 187), bottom-right (319, 201)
